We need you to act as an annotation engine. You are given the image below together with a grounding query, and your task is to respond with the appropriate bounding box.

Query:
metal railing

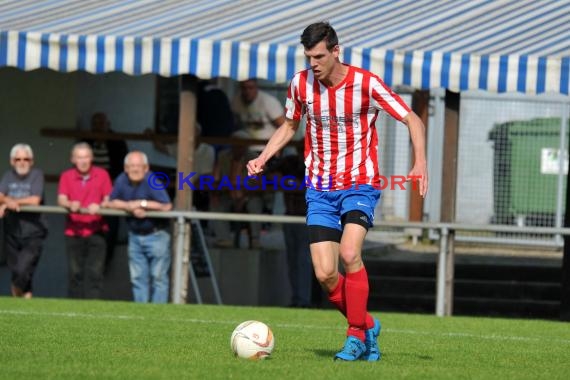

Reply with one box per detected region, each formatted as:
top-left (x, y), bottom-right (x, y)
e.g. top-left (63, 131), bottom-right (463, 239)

top-left (14, 205), bottom-right (570, 317)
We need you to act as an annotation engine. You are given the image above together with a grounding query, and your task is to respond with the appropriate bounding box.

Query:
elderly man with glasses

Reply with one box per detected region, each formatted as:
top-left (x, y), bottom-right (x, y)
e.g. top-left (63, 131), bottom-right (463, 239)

top-left (0, 143), bottom-right (48, 298)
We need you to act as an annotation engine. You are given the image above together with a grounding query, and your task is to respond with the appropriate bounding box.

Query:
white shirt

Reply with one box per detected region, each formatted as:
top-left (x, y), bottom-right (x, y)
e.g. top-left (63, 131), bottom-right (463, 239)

top-left (232, 90), bottom-right (284, 151)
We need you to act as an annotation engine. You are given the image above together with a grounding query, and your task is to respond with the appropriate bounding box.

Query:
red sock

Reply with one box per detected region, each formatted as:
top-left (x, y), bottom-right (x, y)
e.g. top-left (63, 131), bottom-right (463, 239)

top-left (328, 273), bottom-right (346, 316)
top-left (328, 271), bottom-right (375, 337)
top-left (345, 267), bottom-right (371, 342)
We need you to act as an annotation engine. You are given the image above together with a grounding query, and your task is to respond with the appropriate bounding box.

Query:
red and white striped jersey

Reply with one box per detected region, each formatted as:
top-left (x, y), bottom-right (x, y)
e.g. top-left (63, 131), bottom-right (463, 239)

top-left (285, 64), bottom-right (411, 191)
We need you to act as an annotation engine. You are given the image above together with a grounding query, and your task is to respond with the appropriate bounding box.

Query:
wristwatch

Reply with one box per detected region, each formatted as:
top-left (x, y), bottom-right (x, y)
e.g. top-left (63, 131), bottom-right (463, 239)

top-left (140, 199), bottom-right (148, 209)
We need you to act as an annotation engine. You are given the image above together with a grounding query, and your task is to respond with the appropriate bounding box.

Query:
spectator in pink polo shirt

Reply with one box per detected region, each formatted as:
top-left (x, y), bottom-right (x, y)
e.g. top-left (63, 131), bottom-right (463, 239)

top-left (57, 142), bottom-right (112, 299)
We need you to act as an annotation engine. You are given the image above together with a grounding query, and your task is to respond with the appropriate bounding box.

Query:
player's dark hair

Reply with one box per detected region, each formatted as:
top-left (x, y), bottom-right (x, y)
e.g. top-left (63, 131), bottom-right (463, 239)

top-left (300, 22), bottom-right (338, 51)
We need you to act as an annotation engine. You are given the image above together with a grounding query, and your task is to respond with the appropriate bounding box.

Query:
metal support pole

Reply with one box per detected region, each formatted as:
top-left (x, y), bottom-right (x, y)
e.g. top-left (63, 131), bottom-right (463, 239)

top-left (555, 108), bottom-right (569, 246)
top-left (188, 255), bottom-right (202, 304)
top-left (172, 216), bottom-right (185, 304)
top-left (436, 227), bottom-right (448, 317)
top-left (444, 230), bottom-right (455, 316)
top-left (192, 220), bottom-right (222, 304)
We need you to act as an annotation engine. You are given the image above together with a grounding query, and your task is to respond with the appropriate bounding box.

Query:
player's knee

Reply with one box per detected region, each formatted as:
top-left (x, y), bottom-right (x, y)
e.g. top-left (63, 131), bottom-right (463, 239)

top-left (339, 239), bottom-right (360, 258)
top-left (340, 254), bottom-right (362, 269)
top-left (339, 245), bottom-right (362, 267)
top-left (313, 267), bottom-right (337, 288)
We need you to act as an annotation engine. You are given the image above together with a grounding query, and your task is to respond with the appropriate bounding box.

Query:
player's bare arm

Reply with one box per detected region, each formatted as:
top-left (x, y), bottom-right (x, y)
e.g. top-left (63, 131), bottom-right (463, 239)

top-left (247, 118), bottom-right (299, 175)
top-left (402, 111), bottom-right (429, 197)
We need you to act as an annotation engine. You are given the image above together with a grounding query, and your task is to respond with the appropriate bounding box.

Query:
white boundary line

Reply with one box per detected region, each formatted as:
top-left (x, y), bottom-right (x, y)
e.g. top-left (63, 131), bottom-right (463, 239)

top-left (2, 309), bottom-right (569, 345)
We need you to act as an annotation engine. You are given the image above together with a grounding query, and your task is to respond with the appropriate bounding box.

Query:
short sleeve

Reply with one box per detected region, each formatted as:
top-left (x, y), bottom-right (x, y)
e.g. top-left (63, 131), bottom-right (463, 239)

top-left (110, 173), bottom-right (125, 200)
top-left (145, 171), bottom-right (171, 204)
top-left (151, 187), bottom-right (171, 204)
top-left (29, 168), bottom-right (44, 196)
top-left (370, 76), bottom-right (410, 121)
top-left (285, 73), bottom-right (303, 121)
top-left (101, 169), bottom-right (113, 196)
top-left (58, 171), bottom-right (69, 196)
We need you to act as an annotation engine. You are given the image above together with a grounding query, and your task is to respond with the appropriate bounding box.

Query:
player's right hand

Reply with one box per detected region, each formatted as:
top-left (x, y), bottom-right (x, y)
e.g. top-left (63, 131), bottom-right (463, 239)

top-left (247, 158), bottom-right (265, 176)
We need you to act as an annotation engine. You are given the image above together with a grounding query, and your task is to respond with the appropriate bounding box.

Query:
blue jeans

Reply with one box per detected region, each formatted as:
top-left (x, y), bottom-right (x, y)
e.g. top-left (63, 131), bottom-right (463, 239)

top-left (127, 229), bottom-right (171, 303)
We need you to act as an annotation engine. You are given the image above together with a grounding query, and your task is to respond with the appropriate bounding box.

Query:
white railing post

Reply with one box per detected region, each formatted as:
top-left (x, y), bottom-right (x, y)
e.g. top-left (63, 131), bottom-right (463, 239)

top-left (172, 216), bottom-right (186, 304)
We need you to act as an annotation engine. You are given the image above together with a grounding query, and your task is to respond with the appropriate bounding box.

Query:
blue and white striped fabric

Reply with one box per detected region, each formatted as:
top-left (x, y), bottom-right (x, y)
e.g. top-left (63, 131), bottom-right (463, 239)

top-left (0, 0), bottom-right (568, 94)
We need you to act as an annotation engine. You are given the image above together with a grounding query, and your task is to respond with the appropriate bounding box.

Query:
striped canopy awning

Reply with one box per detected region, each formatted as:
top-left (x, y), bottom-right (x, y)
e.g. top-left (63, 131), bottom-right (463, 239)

top-left (1, 0), bottom-right (569, 94)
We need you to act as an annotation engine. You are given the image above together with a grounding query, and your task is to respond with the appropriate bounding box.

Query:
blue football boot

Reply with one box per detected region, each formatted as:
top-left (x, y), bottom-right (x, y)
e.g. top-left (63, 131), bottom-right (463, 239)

top-left (334, 336), bottom-right (366, 361)
top-left (362, 318), bottom-right (381, 361)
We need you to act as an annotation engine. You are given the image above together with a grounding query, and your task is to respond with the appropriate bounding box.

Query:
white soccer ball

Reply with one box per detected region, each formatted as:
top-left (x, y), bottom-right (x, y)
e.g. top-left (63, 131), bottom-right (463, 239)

top-left (230, 320), bottom-right (275, 360)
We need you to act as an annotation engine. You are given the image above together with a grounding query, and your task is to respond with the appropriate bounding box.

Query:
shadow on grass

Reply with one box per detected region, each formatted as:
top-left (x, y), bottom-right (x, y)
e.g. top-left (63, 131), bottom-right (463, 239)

top-left (313, 349), bottom-right (433, 362)
top-left (313, 349), bottom-right (338, 359)
top-left (388, 352), bottom-right (433, 361)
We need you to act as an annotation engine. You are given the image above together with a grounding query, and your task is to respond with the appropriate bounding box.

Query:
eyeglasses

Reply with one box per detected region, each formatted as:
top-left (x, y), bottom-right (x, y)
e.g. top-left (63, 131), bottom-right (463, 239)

top-left (14, 158), bottom-right (32, 162)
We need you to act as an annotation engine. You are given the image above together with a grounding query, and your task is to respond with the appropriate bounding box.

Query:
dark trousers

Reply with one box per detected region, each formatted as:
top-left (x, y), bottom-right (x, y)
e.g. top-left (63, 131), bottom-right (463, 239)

top-left (104, 216), bottom-right (119, 273)
top-left (5, 234), bottom-right (43, 293)
top-left (66, 233), bottom-right (106, 299)
top-left (283, 223), bottom-right (313, 307)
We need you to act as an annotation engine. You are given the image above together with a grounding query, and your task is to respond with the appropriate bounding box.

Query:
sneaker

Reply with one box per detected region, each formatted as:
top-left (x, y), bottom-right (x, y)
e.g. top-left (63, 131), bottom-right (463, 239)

top-left (334, 336), bottom-right (366, 361)
top-left (362, 318), bottom-right (382, 361)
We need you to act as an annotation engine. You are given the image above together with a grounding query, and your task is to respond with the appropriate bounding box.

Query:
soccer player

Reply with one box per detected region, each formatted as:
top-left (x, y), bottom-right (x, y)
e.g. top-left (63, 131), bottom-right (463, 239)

top-left (247, 22), bottom-right (428, 361)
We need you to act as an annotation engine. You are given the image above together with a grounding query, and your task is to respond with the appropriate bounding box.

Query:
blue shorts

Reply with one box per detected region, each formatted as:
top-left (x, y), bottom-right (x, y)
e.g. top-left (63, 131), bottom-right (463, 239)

top-left (306, 185), bottom-right (382, 231)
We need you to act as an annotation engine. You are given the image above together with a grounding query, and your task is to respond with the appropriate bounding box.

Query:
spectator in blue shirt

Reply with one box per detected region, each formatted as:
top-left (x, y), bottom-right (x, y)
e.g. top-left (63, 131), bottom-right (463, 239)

top-left (105, 151), bottom-right (173, 303)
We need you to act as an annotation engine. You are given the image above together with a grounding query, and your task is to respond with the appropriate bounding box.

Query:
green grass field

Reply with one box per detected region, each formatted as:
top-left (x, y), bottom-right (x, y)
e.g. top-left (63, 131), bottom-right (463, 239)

top-left (0, 297), bottom-right (568, 379)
